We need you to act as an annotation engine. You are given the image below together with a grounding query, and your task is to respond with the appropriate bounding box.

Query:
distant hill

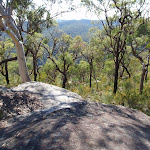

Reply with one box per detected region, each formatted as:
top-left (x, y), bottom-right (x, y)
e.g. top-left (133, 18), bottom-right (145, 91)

top-left (1, 20), bottom-right (103, 42)
top-left (57, 19), bottom-right (103, 42)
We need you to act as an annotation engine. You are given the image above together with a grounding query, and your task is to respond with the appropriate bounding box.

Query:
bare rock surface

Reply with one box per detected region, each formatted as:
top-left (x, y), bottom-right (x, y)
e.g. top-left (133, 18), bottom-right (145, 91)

top-left (11, 81), bottom-right (84, 111)
top-left (0, 82), bottom-right (150, 150)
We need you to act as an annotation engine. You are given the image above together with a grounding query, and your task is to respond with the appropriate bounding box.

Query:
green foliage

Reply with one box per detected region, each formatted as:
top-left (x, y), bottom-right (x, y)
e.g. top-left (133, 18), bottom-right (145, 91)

top-left (26, 7), bottom-right (54, 33)
top-left (113, 79), bottom-right (150, 116)
top-left (8, 61), bottom-right (21, 83)
top-left (0, 38), bottom-right (15, 58)
top-left (39, 60), bottom-right (58, 84)
top-left (136, 23), bottom-right (150, 37)
top-left (71, 75), bottom-right (150, 116)
top-left (68, 60), bottom-right (90, 84)
top-left (11, 0), bottom-right (33, 9)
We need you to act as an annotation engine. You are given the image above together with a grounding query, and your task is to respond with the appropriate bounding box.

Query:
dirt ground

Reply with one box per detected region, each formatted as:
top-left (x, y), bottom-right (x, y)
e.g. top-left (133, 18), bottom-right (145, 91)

top-left (0, 91), bottom-right (150, 150)
top-left (0, 91), bottom-right (44, 118)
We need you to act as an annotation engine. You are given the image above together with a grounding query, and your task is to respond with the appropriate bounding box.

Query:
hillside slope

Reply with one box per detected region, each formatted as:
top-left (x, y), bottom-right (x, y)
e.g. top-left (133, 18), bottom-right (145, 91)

top-left (57, 19), bottom-right (102, 41)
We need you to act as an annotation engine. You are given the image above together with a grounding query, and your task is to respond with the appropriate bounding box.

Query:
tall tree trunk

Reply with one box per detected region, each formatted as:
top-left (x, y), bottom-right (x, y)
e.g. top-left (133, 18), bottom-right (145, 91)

top-left (89, 59), bottom-right (93, 88)
top-left (1, 29), bottom-right (31, 83)
top-left (0, 29), bottom-right (31, 83)
top-left (0, 6), bottom-right (31, 83)
top-left (145, 69), bottom-right (148, 82)
top-left (15, 40), bottom-right (31, 83)
top-left (113, 54), bottom-right (119, 94)
top-left (145, 53), bottom-right (150, 82)
top-left (140, 63), bottom-right (146, 94)
top-left (62, 58), bottom-right (68, 88)
top-left (62, 74), bottom-right (67, 88)
top-left (5, 62), bottom-right (9, 84)
top-left (33, 55), bottom-right (37, 81)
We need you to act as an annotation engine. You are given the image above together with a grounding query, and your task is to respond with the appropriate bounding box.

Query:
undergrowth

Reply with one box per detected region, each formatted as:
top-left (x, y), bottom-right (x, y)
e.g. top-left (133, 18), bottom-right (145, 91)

top-left (69, 78), bottom-right (150, 116)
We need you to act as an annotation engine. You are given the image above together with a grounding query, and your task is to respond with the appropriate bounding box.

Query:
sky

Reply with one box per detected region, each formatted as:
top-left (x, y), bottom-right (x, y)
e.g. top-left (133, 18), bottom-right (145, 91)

top-left (33, 0), bottom-right (150, 21)
top-left (33, 0), bottom-right (99, 20)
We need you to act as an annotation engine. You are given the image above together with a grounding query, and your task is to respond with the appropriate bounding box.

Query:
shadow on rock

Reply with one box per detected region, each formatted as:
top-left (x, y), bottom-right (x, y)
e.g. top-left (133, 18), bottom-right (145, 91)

top-left (0, 102), bottom-right (150, 150)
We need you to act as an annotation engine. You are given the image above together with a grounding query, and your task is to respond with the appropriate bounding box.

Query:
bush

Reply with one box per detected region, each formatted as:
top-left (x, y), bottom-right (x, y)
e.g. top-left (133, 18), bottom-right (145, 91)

top-left (113, 86), bottom-right (150, 116)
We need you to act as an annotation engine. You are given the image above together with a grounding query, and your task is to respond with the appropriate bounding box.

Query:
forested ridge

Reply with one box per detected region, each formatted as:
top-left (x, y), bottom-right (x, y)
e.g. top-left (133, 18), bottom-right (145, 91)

top-left (0, 0), bottom-right (150, 118)
top-left (56, 19), bottom-right (103, 41)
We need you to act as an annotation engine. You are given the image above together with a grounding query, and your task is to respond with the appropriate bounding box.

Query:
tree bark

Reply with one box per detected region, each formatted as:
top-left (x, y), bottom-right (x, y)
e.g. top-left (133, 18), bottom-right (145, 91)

top-left (62, 58), bottom-right (67, 88)
top-left (0, 4), bottom-right (31, 83)
top-left (145, 53), bottom-right (150, 82)
top-left (15, 39), bottom-right (31, 82)
top-left (33, 55), bottom-right (37, 81)
top-left (113, 54), bottom-right (119, 94)
top-left (4, 26), bottom-right (31, 83)
top-left (5, 62), bottom-right (9, 84)
top-left (89, 59), bottom-right (93, 88)
top-left (145, 69), bottom-right (148, 82)
top-left (62, 74), bottom-right (67, 88)
top-left (0, 57), bottom-right (17, 65)
top-left (140, 63), bottom-right (146, 94)
top-left (0, 50), bottom-right (29, 66)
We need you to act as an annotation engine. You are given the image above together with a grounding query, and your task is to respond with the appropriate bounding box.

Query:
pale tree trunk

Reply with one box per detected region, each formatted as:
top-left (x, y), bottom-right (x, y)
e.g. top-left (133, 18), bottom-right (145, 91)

top-left (15, 40), bottom-right (31, 82)
top-left (7, 30), bottom-right (31, 82)
top-left (0, 4), bottom-right (31, 83)
top-left (0, 21), bottom-right (31, 82)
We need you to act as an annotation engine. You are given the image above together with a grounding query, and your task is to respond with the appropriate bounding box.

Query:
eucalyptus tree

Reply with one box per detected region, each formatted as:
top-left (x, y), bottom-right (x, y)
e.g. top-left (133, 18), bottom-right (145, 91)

top-left (0, 0), bottom-right (31, 82)
top-left (45, 33), bottom-right (82, 88)
top-left (81, 35), bottom-right (104, 88)
top-left (129, 22), bottom-right (150, 94)
top-left (26, 33), bottom-right (48, 81)
top-left (82, 0), bottom-right (148, 93)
